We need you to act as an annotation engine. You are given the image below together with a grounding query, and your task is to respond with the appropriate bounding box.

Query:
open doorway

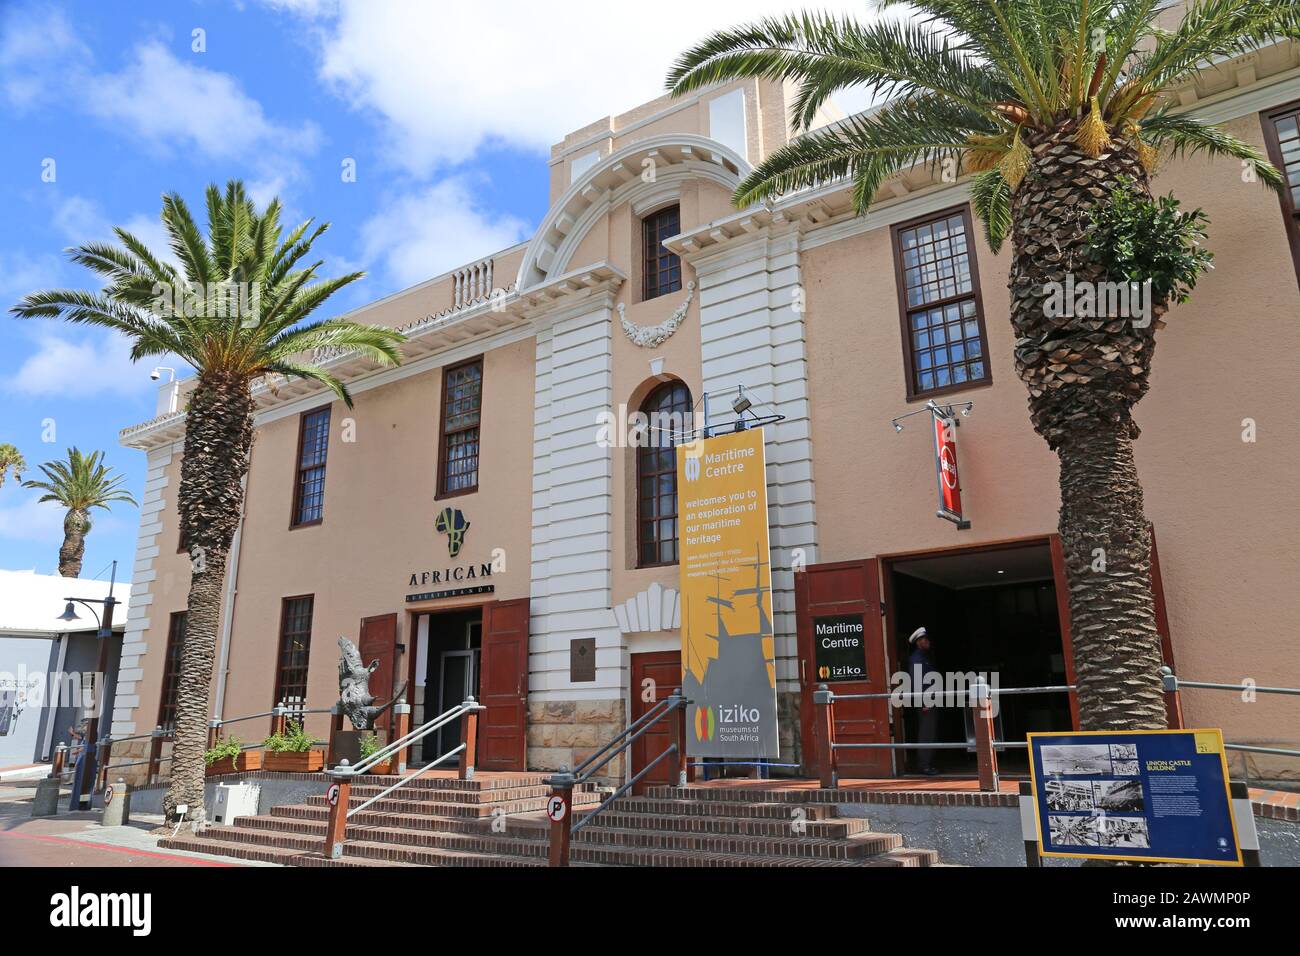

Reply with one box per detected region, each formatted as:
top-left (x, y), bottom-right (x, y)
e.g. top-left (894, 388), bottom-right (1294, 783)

top-left (886, 541), bottom-right (1072, 776)
top-left (409, 607), bottom-right (481, 764)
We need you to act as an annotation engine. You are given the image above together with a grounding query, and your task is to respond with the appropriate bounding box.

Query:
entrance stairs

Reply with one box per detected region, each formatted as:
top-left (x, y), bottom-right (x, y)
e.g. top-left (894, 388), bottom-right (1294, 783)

top-left (158, 773), bottom-right (941, 867)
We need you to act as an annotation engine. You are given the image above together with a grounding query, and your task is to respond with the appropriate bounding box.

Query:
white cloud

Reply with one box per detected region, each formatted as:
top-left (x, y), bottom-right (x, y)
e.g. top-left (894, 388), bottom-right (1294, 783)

top-left (0, 251), bottom-right (64, 310)
top-left (359, 177), bottom-right (530, 288)
top-left (0, 496), bottom-right (66, 545)
top-left (0, 5), bottom-right (91, 111)
top-left (4, 331), bottom-right (150, 400)
top-left (85, 41), bottom-right (320, 163)
top-left (275, 0), bottom-right (873, 173)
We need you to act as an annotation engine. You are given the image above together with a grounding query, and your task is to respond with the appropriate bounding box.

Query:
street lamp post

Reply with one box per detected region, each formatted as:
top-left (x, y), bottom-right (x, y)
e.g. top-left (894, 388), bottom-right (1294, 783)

top-left (57, 560), bottom-right (119, 810)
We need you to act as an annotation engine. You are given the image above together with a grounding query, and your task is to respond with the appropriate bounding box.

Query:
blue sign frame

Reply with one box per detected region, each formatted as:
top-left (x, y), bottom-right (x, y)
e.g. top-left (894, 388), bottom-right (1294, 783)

top-left (1027, 729), bottom-right (1242, 866)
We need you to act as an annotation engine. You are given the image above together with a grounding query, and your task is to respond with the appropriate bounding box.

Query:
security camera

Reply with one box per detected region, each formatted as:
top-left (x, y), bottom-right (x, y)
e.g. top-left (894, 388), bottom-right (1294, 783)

top-left (150, 369), bottom-right (161, 381)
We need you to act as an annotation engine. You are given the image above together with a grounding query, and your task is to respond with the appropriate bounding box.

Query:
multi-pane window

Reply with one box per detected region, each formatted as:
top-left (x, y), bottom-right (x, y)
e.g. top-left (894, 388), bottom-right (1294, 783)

top-left (292, 407), bottom-right (330, 526)
top-left (439, 358), bottom-right (483, 496)
top-left (893, 207), bottom-right (991, 399)
top-left (636, 381), bottom-right (692, 567)
top-left (1263, 102), bottom-right (1300, 288)
top-left (642, 205), bottom-right (683, 300)
top-left (275, 596), bottom-right (313, 719)
top-left (156, 611), bottom-right (186, 735)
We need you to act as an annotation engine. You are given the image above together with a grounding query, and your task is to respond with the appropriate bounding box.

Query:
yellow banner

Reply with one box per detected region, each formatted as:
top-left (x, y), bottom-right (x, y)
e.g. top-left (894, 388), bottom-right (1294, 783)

top-left (676, 428), bottom-right (778, 757)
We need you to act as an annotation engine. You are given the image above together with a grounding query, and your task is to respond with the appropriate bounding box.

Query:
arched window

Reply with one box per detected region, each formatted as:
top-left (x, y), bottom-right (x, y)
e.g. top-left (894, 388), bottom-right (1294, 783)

top-left (636, 381), bottom-right (692, 567)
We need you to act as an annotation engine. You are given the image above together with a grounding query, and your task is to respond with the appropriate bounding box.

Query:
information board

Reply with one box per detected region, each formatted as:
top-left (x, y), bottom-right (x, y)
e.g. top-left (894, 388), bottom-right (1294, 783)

top-left (1028, 729), bottom-right (1242, 866)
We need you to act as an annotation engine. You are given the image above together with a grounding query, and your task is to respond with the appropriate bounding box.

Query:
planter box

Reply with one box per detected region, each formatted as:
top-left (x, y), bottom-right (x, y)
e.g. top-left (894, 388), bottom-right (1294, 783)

top-left (330, 729), bottom-right (388, 771)
top-left (262, 750), bottom-right (324, 773)
top-left (205, 751), bottom-right (263, 776)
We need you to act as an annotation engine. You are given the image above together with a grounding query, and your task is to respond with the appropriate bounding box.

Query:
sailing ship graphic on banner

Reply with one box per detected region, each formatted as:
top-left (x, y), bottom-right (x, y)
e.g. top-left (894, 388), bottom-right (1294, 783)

top-left (676, 428), bottom-right (779, 758)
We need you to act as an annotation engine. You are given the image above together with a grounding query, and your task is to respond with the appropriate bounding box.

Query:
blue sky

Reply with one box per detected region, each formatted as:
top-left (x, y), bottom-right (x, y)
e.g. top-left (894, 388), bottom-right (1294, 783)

top-left (0, 0), bottom-right (867, 579)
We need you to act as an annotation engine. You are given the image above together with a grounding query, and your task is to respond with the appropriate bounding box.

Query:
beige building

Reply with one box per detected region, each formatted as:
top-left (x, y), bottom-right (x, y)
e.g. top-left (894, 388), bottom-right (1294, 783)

top-left (111, 35), bottom-right (1300, 786)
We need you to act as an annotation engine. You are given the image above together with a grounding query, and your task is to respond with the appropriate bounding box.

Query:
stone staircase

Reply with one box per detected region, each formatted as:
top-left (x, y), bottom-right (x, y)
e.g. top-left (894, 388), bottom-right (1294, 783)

top-left (158, 773), bottom-right (940, 867)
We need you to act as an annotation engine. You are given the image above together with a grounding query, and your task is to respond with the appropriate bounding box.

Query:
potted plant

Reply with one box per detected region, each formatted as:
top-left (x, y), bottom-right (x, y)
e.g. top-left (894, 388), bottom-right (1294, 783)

top-left (358, 731), bottom-right (396, 775)
top-left (204, 736), bottom-right (261, 776)
top-left (261, 721), bottom-right (324, 772)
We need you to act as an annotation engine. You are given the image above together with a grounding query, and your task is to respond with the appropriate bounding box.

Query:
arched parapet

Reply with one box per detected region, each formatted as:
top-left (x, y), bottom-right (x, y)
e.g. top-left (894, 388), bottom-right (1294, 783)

top-left (516, 133), bottom-right (750, 292)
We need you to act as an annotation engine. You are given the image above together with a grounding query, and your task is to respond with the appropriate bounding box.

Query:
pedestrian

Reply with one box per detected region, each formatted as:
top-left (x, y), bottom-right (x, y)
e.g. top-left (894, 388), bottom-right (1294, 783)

top-left (908, 627), bottom-right (940, 776)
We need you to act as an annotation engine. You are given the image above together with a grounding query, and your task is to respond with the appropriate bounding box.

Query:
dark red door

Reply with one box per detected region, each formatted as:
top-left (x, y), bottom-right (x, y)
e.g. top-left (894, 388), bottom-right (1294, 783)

top-left (479, 598), bottom-right (529, 771)
top-left (359, 613), bottom-right (398, 739)
top-left (796, 559), bottom-right (892, 778)
top-left (630, 651), bottom-right (692, 790)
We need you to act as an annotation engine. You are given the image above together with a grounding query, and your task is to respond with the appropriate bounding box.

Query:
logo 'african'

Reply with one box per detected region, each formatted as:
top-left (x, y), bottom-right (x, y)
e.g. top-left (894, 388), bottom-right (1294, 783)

top-left (435, 507), bottom-right (470, 557)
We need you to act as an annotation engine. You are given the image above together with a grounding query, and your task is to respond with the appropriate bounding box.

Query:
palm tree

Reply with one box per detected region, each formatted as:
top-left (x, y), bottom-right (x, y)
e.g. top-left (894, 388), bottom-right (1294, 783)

top-left (11, 181), bottom-right (405, 828)
top-left (0, 444), bottom-right (26, 487)
top-left (668, 2), bottom-right (1296, 730)
top-left (22, 448), bottom-right (136, 577)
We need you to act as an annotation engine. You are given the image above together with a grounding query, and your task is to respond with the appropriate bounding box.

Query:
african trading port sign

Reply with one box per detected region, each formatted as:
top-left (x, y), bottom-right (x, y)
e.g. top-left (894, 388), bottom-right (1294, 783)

top-left (1028, 729), bottom-right (1242, 866)
top-left (676, 427), bottom-right (779, 758)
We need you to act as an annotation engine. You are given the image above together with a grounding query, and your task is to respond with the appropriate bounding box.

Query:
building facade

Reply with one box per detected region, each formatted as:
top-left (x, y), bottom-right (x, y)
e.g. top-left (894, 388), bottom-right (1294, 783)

top-left (112, 34), bottom-right (1300, 785)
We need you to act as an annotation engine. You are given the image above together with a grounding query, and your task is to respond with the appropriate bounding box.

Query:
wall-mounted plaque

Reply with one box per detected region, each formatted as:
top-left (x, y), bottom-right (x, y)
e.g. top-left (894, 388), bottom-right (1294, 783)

top-left (570, 638), bottom-right (596, 682)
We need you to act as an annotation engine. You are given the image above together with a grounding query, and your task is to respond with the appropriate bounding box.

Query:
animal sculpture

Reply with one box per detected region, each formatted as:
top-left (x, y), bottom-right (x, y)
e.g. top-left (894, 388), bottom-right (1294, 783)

top-left (337, 637), bottom-right (407, 730)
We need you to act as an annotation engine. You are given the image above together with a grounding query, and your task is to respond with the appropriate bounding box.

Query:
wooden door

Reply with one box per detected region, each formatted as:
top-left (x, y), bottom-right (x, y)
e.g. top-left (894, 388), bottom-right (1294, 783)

top-left (359, 613), bottom-right (398, 739)
top-left (630, 651), bottom-right (690, 790)
top-left (479, 598), bottom-right (529, 771)
top-left (795, 559), bottom-right (892, 778)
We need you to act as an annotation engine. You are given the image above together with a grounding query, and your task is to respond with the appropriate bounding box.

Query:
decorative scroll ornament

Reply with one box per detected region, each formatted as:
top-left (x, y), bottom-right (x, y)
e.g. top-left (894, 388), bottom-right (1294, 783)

top-left (618, 281), bottom-right (695, 348)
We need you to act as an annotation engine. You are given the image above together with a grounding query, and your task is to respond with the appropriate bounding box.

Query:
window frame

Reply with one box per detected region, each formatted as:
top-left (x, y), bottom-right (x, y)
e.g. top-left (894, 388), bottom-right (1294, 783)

top-left (273, 594), bottom-right (314, 719)
top-left (1260, 99), bottom-right (1300, 292)
top-left (889, 203), bottom-right (994, 402)
top-left (635, 380), bottom-right (692, 569)
top-left (155, 611), bottom-right (186, 737)
top-left (436, 356), bottom-right (484, 500)
top-left (290, 405), bottom-right (331, 529)
top-left (642, 204), bottom-right (683, 301)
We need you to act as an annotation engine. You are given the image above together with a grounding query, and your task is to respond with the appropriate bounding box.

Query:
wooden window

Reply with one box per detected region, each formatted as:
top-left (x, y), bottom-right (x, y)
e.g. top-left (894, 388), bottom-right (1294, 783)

top-left (891, 205), bottom-right (992, 400)
top-left (642, 205), bottom-right (683, 300)
top-left (438, 358), bottom-right (483, 497)
top-left (636, 381), bottom-right (692, 567)
top-left (291, 407), bottom-right (330, 527)
top-left (1261, 100), bottom-right (1300, 290)
top-left (274, 596), bottom-right (314, 719)
top-left (156, 611), bottom-right (186, 735)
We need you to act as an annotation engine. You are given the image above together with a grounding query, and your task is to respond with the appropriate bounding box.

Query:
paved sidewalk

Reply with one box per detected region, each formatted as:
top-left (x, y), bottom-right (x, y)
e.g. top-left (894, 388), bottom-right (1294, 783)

top-left (0, 788), bottom-right (275, 867)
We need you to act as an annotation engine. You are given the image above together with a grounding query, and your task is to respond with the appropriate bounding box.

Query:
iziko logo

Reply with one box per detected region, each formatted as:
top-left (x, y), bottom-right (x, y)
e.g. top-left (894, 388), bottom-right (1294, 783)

top-left (694, 705), bottom-right (715, 742)
top-left (434, 507), bottom-right (470, 557)
top-left (50, 886), bottom-right (151, 936)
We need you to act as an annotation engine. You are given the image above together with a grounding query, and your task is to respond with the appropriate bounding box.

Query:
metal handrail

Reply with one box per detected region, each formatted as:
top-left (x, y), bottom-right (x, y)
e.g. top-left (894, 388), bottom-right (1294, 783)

top-left (1162, 668), bottom-right (1300, 766)
top-left (342, 698), bottom-right (481, 776)
top-left (571, 744), bottom-right (679, 835)
top-left (346, 744), bottom-right (467, 818)
top-left (572, 694), bottom-right (675, 782)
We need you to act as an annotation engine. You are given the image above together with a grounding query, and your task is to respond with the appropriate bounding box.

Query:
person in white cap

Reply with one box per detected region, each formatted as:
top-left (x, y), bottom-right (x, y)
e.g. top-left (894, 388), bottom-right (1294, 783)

top-left (908, 627), bottom-right (940, 776)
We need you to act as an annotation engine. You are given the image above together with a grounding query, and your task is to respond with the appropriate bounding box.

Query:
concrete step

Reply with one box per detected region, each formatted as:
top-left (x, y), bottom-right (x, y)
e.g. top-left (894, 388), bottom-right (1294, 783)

top-left (568, 824), bottom-right (902, 860)
top-left (301, 791), bottom-right (600, 818)
top-left (572, 807), bottom-right (871, 839)
top-left (606, 796), bottom-right (841, 820)
top-left (205, 819), bottom-right (552, 859)
top-left (269, 803), bottom-right (549, 835)
top-left (156, 835), bottom-right (416, 867)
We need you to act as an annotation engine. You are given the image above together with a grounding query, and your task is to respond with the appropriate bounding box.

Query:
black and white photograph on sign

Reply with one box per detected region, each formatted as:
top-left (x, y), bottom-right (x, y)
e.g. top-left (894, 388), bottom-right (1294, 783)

top-left (1109, 743), bottom-right (1138, 761)
top-left (1040, 744), bottom-right (1112, 775)
top-left (1091, 778), bottom-right (1144, 813)
top-left (1110, 759), bottom-right (1141, 776)
top-left (1097, 815), bottom-right (1151, 848)
top-left (1044, 780), bottom-right (1095, 811)
top-left (1048, 815), bottom-right (1100, 847)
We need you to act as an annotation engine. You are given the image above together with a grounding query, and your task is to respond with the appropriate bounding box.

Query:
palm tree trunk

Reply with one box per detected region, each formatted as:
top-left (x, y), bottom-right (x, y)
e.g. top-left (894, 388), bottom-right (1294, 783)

top-left (1009, 124), bottom-right (1168, 729)
top-left (58, 508), bottom-right (89, 577)
top-left (1057, 424), bottom-right (1166, 730)
top-left (163, 371), bottom-right (254, 829)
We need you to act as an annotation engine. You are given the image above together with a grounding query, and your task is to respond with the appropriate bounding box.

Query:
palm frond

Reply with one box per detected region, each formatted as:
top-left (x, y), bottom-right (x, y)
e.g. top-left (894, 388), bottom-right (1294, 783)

top-left (1140, 108), bottom-right (1283, 190)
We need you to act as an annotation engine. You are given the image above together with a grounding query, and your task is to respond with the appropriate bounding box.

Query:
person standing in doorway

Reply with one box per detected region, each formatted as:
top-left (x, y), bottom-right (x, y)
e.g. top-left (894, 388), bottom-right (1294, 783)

top-left (908, 627), bottom-right (940, 776)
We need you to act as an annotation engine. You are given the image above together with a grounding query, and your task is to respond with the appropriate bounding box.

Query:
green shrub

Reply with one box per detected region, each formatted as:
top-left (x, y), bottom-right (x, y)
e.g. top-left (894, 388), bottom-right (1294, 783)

top-left (1086, 176), bottom-right (1214, 307)
top-left (204, 736), bottom-right (243, 767)
top-left (358, 732), bottom-right (381, 759)
top-left (262, 720), bottom-right (315, 753)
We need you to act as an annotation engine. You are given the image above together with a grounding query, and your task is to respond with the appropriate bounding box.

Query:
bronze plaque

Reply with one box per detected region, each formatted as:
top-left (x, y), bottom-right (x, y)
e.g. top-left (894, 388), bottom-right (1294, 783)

top-left (570, 638), bottom-right (596, 682)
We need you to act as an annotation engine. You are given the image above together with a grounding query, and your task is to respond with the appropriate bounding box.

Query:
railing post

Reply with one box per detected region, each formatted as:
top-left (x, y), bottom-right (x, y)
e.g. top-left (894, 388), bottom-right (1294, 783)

top-left (1230, 780), bottom-right (1262, 867)
top-left (325, 704), bottom-right (344, 768)
top-left (270, 702), bottom-right (286, 737)
top-left (51, 742), bottom-right (67, 779)
top-left (95, 735), bottom-right (112, 793)
top-left (147, 727), bottom-right (164, 784)
top-left (812, 683), bottom-right (837, 788)
top-left (392, 700), bottom-right (411, 775)
top-left (1018, 781), bottom-right (1041, 867)
top-left (669, 690), bottom-right (687, 788)
top-left (458, 697), bottom-right (479, 781)
top-left (1160, 666), bottom-right (1185, 730)
top-left (323, 766), bottom-right (352, 861)
top-left (546, 770), bottom-right (575, 867)
top-left (207, 717), bottom-right (221, 750)
top-left (972, 678), bottom-right (999, 792)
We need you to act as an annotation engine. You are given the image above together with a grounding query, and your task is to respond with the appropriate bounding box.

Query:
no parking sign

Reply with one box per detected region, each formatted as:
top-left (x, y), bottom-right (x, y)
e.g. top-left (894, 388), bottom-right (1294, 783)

top-left (546, 794), bottom-right (567, 822)
top-left (326, 783), bottom-right (341, 807)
